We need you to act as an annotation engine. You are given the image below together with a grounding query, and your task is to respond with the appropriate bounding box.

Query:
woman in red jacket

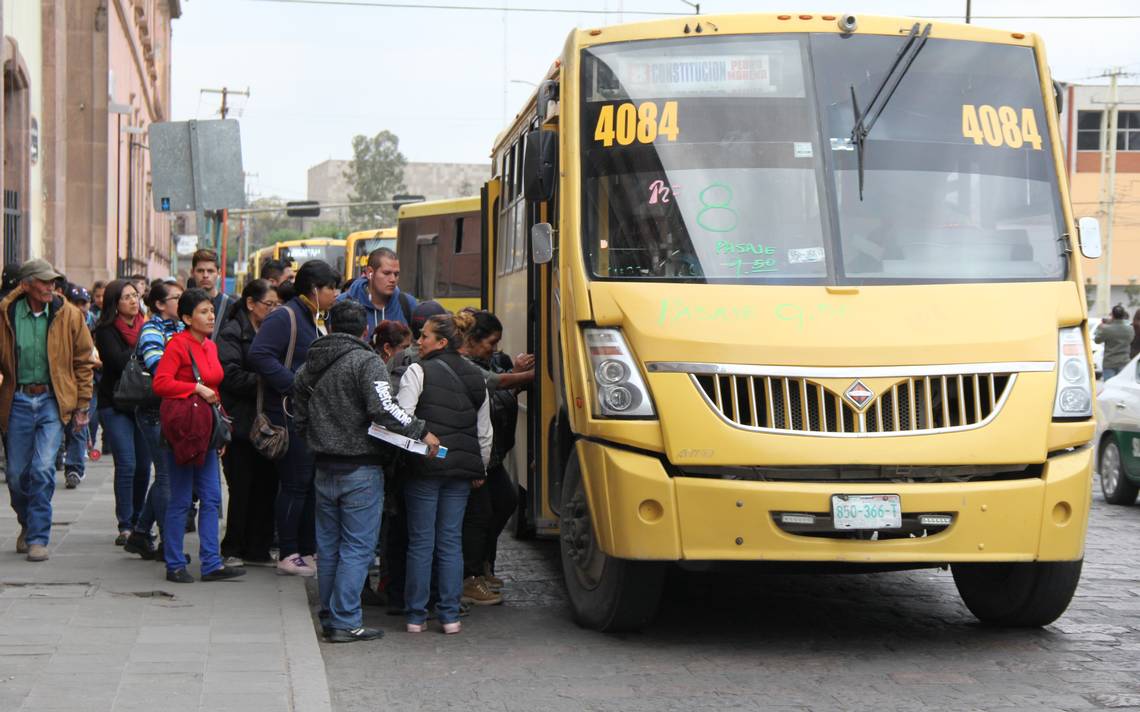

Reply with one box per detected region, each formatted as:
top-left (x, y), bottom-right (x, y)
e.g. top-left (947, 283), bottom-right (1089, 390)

top-left (151, 288), bottom-right (245, 584)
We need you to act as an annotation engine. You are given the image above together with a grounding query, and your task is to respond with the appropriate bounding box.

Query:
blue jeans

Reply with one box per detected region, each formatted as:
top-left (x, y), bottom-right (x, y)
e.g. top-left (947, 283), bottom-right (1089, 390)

top-left (99, 407), bottom-right (152, 532)
top-left (315, 463), bottom-right (383, 631)
top-left (62, 413), bottom-right (88, 477)
top-left (275, 421), bottom-right (316, 559)
top-left (132, 409), bottom-right (170, 540)
top-left (404, 477), bottom-right (470, 625)
top-left (164, 448), bottom-right (223, 574)
top-left (6, 392), bottom-right (64, 546)
top-left (87, 391), bottom-right (99, 452)
top-left (1103, 367), bottom-right (1120, 381)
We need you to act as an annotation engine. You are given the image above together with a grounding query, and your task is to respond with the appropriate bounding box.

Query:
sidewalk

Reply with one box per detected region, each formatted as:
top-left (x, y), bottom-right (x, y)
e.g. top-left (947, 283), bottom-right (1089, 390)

top-left (0, 459), bottom-right (331, 712)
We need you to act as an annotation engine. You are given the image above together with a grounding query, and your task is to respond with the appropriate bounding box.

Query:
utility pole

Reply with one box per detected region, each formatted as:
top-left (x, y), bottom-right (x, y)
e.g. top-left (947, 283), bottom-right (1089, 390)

top-left (200, 87), bottom-right (250, 120)
top-left (965, 0), bottom-right (971, 23)
top-left (1096, 68), bottom-right (1124, 314)
top-left (197, 86), bottom-right (250, 289)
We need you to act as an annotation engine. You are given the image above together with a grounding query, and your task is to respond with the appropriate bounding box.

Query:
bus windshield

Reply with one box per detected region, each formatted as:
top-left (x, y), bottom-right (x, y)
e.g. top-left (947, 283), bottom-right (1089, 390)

top-left (353, 237), bottom-right (396, 265)
top-left (580, 34), bottom-right (1066, 285)
top-left (280, 243), bottom-right (347, 278)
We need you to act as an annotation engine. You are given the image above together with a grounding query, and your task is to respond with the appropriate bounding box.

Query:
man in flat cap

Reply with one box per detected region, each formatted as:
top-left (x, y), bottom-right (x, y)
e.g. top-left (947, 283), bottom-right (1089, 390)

top-left (0, 259), bottom-right (95, 561)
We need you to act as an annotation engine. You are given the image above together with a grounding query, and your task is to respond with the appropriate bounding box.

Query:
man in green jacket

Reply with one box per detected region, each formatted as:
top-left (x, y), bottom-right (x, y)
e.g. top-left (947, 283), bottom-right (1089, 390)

top-left (1095, 305), bottom-right (1136, 381)
top-left (0, 259), bottom-right (96, 562)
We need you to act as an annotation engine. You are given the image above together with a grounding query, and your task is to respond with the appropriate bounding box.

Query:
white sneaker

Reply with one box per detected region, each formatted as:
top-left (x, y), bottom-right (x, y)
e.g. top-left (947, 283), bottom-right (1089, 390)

top-left (224, 556), bottom-right (244, 568)
top-left (302, 554), bottom-right (317, 571)
top-left (276, 554), bottom-right (315, 577)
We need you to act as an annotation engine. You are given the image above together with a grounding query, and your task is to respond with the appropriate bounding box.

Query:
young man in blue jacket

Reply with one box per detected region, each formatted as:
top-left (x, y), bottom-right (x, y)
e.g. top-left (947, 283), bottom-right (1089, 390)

top-left (337, 248), bottom-right (417, 332)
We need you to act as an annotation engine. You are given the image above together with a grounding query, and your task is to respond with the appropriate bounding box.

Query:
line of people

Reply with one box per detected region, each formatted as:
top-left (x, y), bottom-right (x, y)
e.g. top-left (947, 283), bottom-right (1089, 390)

top-left (1, 246), bottom-right (533, 642)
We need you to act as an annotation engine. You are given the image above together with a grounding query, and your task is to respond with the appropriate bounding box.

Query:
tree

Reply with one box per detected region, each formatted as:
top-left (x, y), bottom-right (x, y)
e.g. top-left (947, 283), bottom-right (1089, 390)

top-left (1126, 278), bottom-right (1140, 308)
top-left (344, 131), bottom-right (407, 229)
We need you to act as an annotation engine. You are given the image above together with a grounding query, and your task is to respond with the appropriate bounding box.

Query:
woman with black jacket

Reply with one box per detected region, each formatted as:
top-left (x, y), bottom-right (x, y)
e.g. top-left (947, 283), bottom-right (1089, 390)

top-left (93, 279), bottom-right (152, 544)
top-left (248, 260), bottom-right (342, 577)
top-left (397, 312), bottom-right (493, 635)
top-left (216, 279), bottom-right (281, 567)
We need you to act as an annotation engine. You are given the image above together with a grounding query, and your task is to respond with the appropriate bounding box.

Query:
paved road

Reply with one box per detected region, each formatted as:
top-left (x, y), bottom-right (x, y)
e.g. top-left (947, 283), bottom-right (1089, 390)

top-left (320, 474), bottom-right (1140, 712)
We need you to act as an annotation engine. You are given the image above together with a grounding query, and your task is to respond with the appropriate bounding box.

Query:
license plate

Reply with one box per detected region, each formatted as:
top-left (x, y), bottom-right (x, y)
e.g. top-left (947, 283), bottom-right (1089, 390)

top-left (831, 494), bottom-right (902, 530)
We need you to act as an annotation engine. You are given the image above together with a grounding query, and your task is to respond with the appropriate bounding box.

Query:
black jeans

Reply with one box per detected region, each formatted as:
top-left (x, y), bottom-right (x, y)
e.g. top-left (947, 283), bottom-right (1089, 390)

top-left (461, 463), bottom-right (517, 577)
top-left (221, 437), bottom-right (279, 560)
top-left (381, 470), bottom-right (408, 608)
top-left (274, 423), bottom-right (316, 559)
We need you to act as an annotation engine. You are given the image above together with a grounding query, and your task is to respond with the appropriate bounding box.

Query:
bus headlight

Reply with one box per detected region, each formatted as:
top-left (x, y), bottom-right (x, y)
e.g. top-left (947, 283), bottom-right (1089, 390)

top-left (584, 328), bottom-right (656, 418)
top-left (1053, 327), bottom-right (1093, 418)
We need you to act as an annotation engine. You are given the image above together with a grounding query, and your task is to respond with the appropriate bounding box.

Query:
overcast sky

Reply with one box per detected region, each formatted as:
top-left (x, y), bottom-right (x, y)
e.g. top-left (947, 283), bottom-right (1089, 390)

top-left (171, 0), bottom-right (1140, 200)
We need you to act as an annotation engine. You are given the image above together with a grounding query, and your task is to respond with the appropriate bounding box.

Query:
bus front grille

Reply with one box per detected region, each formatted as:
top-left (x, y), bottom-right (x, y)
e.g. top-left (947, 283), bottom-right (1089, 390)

top-left (692, 372), bottom-right (1015, 437)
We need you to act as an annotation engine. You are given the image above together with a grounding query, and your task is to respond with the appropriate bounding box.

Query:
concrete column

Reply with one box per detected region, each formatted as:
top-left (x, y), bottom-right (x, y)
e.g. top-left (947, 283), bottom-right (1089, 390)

top-left (61, 0), bottom-right (111, 286)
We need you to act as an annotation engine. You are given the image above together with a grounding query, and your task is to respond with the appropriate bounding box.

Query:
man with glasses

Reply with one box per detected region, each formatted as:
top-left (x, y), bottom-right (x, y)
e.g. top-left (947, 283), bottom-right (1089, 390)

top-left (0, 259), bottom-right (96, 561)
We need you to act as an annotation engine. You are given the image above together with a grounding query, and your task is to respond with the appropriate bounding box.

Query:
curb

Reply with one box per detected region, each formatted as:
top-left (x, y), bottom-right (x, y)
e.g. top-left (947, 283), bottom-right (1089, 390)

top-left (279, 576), bottom-right (333, 712)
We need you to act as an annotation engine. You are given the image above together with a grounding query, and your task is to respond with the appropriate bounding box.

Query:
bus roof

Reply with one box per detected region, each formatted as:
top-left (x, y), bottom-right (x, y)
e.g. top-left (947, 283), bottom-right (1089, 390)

top-left (570, 13), bottom-right (1037, 50)
top-left (346, 228), bottom-right (396, 241)
top-left (397, 196), bottom-right (480, 220)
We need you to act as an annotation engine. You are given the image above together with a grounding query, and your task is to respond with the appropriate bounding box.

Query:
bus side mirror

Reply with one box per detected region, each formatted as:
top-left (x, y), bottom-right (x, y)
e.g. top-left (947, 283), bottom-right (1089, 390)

top-left (1078, 217), bottom-right (1102, 259)
top-left (531, 223), bottom-right (554, 265)
top-left (523, 129), bottom-right (558, 203)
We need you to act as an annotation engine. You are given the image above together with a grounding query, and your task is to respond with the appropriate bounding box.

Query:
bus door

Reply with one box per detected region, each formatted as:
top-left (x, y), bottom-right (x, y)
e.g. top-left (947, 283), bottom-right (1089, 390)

top-left (524, 131), bottom-right (562, 537)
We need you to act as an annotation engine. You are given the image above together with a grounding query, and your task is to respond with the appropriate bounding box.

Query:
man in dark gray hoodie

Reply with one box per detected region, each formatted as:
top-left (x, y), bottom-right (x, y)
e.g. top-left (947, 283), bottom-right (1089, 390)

top-left (293, 300), bottom-right (439, 643)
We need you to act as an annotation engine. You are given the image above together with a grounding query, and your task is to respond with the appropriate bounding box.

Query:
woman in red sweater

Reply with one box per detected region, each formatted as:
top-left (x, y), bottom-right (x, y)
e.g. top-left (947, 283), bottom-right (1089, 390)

top-left (152, 288), bottom-right (245, 584)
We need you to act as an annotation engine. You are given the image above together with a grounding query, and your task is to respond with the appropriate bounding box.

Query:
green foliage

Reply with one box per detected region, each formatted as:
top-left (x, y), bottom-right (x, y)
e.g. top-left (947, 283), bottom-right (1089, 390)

top-left (344, 131), bottom-right (407, 229)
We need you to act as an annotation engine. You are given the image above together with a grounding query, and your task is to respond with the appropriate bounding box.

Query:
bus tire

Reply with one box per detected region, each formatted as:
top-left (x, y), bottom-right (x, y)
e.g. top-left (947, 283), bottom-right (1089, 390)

top-left (559, 449), bottom-right (664, 632)
top-left (1099, 436), bottom-right (1140, 505)
top-left (951, 559), bottom-right (1083, 627)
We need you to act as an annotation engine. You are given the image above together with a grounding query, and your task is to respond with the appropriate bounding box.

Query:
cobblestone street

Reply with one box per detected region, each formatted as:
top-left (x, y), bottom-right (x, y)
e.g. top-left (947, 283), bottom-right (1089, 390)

top-left (321, 473), bottom-right (1140, 712)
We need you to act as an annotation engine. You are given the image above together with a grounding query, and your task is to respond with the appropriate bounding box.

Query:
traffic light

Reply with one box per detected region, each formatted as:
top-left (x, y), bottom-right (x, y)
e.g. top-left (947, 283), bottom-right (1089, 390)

top-left (286, 200), bottom-right (321, 218)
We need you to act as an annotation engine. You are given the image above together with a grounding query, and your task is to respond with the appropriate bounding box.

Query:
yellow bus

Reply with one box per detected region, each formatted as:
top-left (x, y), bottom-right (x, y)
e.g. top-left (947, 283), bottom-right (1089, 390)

top-left (485, 13), bottom-right (1101, 631)
top-left (345, 227), bottom-right (397, 283)
top-left (239, 239), bottom-right (347, 292)
top-left (237, 245), bottom-right (276, 293)
top-left (276, 238), bottom-right (346, 279)
top-left (396, 196), bottom-right (482, 313)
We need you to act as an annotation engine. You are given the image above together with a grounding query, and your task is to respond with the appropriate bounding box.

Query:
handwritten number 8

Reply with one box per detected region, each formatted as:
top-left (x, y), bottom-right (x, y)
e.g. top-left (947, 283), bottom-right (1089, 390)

top-left (697, 183), bottom-right (738, 233)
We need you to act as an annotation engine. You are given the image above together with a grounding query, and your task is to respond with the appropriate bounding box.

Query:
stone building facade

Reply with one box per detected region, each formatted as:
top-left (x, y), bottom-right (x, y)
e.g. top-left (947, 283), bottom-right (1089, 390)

top-left (1, 0), bottom-right (181, 286)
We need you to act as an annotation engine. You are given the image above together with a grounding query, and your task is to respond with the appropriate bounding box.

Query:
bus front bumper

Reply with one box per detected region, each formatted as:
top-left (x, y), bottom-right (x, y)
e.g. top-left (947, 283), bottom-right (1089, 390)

top-left (575, 440), bottom-right (1092, 563)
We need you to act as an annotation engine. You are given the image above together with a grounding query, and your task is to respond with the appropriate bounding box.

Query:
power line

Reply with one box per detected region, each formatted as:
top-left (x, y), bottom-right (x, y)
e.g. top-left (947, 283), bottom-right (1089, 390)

top-left (245, 0), bottom-right (686, 15)
top-left (926, 15), bottom-right (1140, 20)
top-left (245, 2), bottom-right (1140, 19)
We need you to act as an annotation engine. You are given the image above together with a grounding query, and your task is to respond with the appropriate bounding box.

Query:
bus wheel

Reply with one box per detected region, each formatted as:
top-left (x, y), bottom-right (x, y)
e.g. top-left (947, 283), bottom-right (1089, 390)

top-left (951, 559), bottom-right (1083, 627)
top-left (559, 450), bottom-right (664, 632)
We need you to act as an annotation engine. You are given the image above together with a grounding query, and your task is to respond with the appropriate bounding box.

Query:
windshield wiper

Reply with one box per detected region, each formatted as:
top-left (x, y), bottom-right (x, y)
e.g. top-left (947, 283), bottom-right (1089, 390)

top-left (849, 22), bottom-right (933, 200)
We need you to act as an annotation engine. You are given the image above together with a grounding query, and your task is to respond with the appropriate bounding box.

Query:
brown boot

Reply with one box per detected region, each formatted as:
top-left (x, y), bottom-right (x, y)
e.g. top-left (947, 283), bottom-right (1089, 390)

top-left (483, 562), bottom-right (504, 591)
top-left (16, 526), bottom-right (27, 554)
top-left (26, 544), bottom-right (49, 562)
top-left (461, 576), bottom-right (502, 606)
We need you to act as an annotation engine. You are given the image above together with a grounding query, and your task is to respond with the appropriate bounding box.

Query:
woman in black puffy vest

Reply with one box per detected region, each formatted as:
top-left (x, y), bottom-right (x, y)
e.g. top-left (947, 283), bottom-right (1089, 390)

top-left (395, 312), bottom-right (492, 635)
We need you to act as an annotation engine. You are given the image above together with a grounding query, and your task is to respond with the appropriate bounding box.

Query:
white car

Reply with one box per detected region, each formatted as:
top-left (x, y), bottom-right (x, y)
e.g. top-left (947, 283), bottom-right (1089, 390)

top-left (1094, 356), bottom-right (1140, 505)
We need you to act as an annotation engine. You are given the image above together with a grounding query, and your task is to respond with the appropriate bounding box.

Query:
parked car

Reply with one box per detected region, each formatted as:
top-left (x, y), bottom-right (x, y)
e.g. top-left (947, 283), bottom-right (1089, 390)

top-left (1094, 355), bottom-right (1140, 505)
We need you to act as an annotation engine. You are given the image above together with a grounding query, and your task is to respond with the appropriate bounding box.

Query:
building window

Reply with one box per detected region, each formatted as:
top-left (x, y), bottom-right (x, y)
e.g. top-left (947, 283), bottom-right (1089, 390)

top-left (1077, 110), bottom-right (1140, 151)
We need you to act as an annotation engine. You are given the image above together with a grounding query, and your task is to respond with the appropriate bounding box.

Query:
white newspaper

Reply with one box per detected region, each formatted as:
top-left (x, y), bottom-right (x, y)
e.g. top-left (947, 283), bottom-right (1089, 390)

top-left (367, 423), bottom-right (446, 458)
